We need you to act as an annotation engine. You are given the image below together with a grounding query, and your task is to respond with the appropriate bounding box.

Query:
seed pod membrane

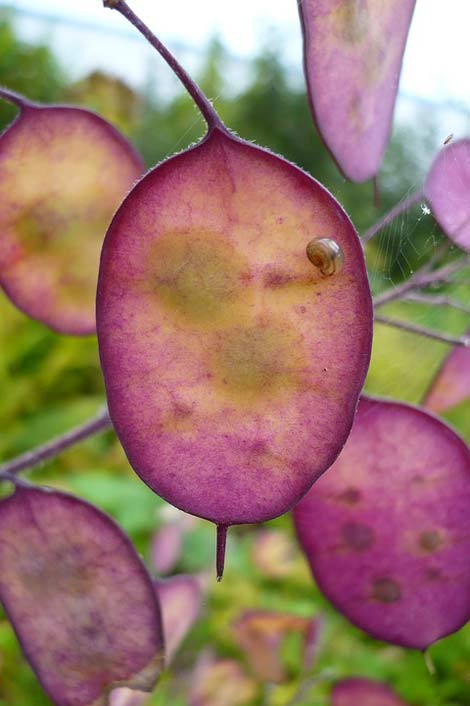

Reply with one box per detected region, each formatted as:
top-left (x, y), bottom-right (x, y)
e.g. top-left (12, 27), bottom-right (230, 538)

top-left (155, 574), bottom-right (202, 662)
top-left (0, 486), bottom-right (164, 706)
top-left (232, 610), bottom-right (322, 683)
top-left (331, 678), bottom-right (407, 706)
top-left (424, 139), bottom-right (470, 251)
top-left (298, 0), bottom-right (416, 182)
top-left (423, 346), bottom-right (470, 415)
top-left (0, 90), bottom-right (143, 334)
top-left (97, 127), bottom-right (372, 561)
top-left (294, 397), bottom-right (470, 649)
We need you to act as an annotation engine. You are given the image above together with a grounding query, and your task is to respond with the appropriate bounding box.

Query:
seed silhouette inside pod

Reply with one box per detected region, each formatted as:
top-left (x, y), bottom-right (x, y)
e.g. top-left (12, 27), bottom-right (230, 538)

top-left (306, 237), bottom-right (344, 276)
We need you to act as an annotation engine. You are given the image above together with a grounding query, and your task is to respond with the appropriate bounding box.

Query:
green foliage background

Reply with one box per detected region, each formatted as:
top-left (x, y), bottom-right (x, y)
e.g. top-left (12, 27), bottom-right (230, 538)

top-left (0, 12), bottom-right (468, 706)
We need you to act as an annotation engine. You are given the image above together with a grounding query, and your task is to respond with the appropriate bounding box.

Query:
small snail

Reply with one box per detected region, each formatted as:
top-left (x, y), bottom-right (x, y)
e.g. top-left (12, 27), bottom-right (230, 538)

top-left (306, 237), bottom-right (344, 276)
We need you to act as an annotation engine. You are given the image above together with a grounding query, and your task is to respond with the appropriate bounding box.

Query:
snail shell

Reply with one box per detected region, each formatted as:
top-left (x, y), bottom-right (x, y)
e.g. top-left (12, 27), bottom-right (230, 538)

top-left (306, 238), bottom-right (344, 276)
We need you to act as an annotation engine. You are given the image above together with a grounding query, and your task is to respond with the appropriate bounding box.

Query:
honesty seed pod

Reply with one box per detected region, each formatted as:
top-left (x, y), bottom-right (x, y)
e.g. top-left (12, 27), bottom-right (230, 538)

top-left (0, 88), bottom-right (143, 334)
top-left (298, 0), bottom-right (416, 182)
top-left (294, 397), bottom-right (470, 649)
top-left (0, 486), bottom-right (164, 706)
top-left (97, 0), bottom-right (373, 577)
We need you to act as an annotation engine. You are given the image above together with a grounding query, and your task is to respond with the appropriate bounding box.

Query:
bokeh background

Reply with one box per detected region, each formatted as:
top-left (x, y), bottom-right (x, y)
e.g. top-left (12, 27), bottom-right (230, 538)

top-left (0, 2), bottom-right (468, 705)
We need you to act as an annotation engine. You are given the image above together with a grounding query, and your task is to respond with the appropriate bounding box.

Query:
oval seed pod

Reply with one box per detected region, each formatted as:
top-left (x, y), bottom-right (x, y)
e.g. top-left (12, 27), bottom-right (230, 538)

top-left (294, 397), bottom-right (470, 649)
top-left (0, 486), bottom-right (164, 706)
top-left (424, 139), bottom-right (470, 251)
top-left (331, 678), bottom-right (407, 706)
top-left (0, 88), bottom-right (144, 334)
top-left (97, 125), bottom-right (373, 576)
top-left (423, 345), bottom-right (470, 415)
top-left (298, 0), bottom-right (416, 182)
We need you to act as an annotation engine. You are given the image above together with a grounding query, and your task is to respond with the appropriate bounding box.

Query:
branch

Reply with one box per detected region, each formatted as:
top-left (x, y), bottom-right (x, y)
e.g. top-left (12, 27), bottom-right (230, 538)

top-left (403, 292), bottom-right (470, 314)
top-left (0, 86), bottom-right (37, 110)
top-left (362, 189), bottom-right (423, 245)
top-left (0, 407), bottom-right (112, 478)
top-left (103, 1), bottom-right (224, 132)
top-left (374, 315), bottom-right (468, 347)
top-left (373, 260), bottom-right (466, 308)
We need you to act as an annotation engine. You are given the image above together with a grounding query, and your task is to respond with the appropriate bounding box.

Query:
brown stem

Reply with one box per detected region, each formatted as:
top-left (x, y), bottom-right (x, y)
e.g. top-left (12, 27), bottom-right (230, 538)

top-left (103, 1), bottom-right (225, 132)
top-left (216, 524), bottom-right (228, 581)
top-left (362, 189), bottom-right (423, 244)
top-left (374, 315), bottom-right (468, 347)
top-left (0, 407), bottom-right (111, 478)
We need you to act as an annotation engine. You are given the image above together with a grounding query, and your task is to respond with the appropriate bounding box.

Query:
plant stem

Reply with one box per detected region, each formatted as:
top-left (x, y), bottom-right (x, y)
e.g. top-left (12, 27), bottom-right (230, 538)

top-left (403, 292), bottom-right (470, 313)
top-left (374, 315), bottom-right (468, 347)
top-left (0, 87), bottom-right (37, 110)
top-left (103, 1), bottom-right (225, 132)
top-left (373, 260), bottom-right (466, 308)
top-left (0, 407), bottom-right (111, 478)
top-left (362, 189), bottom-right (423, 244)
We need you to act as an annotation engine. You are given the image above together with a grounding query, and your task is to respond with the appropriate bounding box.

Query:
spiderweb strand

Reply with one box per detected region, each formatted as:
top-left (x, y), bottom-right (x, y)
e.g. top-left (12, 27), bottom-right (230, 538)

top-left (362, 189), bottom-right (423, 244)
top-left (373, 260), bottom-right (466, 308)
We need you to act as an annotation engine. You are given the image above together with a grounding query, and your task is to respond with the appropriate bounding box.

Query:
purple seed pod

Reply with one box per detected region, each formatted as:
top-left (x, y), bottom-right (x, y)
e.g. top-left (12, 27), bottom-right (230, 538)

top-left (155, 574), bottom-right (202, 662)
top-left (232, 609), bottom-right (323, 682)
top-left (331, 678), bottom-right (407, 706)
top-left (298, 0), bottom-right (416, 182)
top-left (294, 397), bottom-right (470, 649)
top-left (0, 486), bottom-right (164, 706)
top-left (0, 88), bottom-right (144, 334)
top-left (424, 139), bottom-right (470, 251)
top-left (423, 346), bottom-right (470, 414)
top-left (96, 126), bottom-right (373, 576)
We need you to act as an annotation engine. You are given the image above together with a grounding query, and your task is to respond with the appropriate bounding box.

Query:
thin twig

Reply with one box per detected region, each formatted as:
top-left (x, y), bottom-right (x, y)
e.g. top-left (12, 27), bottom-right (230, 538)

top-left (0, 86), bottom-right (37, 110)
top-left (374, 315), bottom-right (468, 347)
top-left (103, 0), bottom-right (224, 132)
top-left (362, 189), bottom-right (423, 244)
top-left (0, 407), bottom-right (111, 478)
top-left (373, 260), bottom-right (466, 308)
top-left (403, 292), bottom-right (470, 313)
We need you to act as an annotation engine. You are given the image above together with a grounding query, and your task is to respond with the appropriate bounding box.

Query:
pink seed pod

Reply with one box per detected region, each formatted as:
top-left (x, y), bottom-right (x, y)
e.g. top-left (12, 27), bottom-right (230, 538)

top-left (0, 88), bottom-right (144, 334)
top-left (0, 486), bottom-right (164, 706)
top-left (96, 125), bottom-right (372, 576)
top-left (294, 396), bottom-right (470, 649)
top-left (298, 0), bottom-right (416, 182)
top-left (424, 139), bottom-right (470, 251)
top-left (423, 345), bottom-right (470, 415)
top-left (331, 678), bottom-right (408, 706)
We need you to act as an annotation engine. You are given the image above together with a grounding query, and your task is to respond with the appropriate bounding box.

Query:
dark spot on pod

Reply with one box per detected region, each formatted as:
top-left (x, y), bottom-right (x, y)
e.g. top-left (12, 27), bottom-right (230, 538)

top-left (341, 521), bottom-right (374, 551)
top-left (371, 577), bottom-right (401, 603)
top-left (337, 487), bottom-right (361, 505)
top-left (425, 567), bottom-right (442, 582)
top-left (419, 530), bottom-right (443, 553)
top-left (263, 270), bottom-right (295, 288)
